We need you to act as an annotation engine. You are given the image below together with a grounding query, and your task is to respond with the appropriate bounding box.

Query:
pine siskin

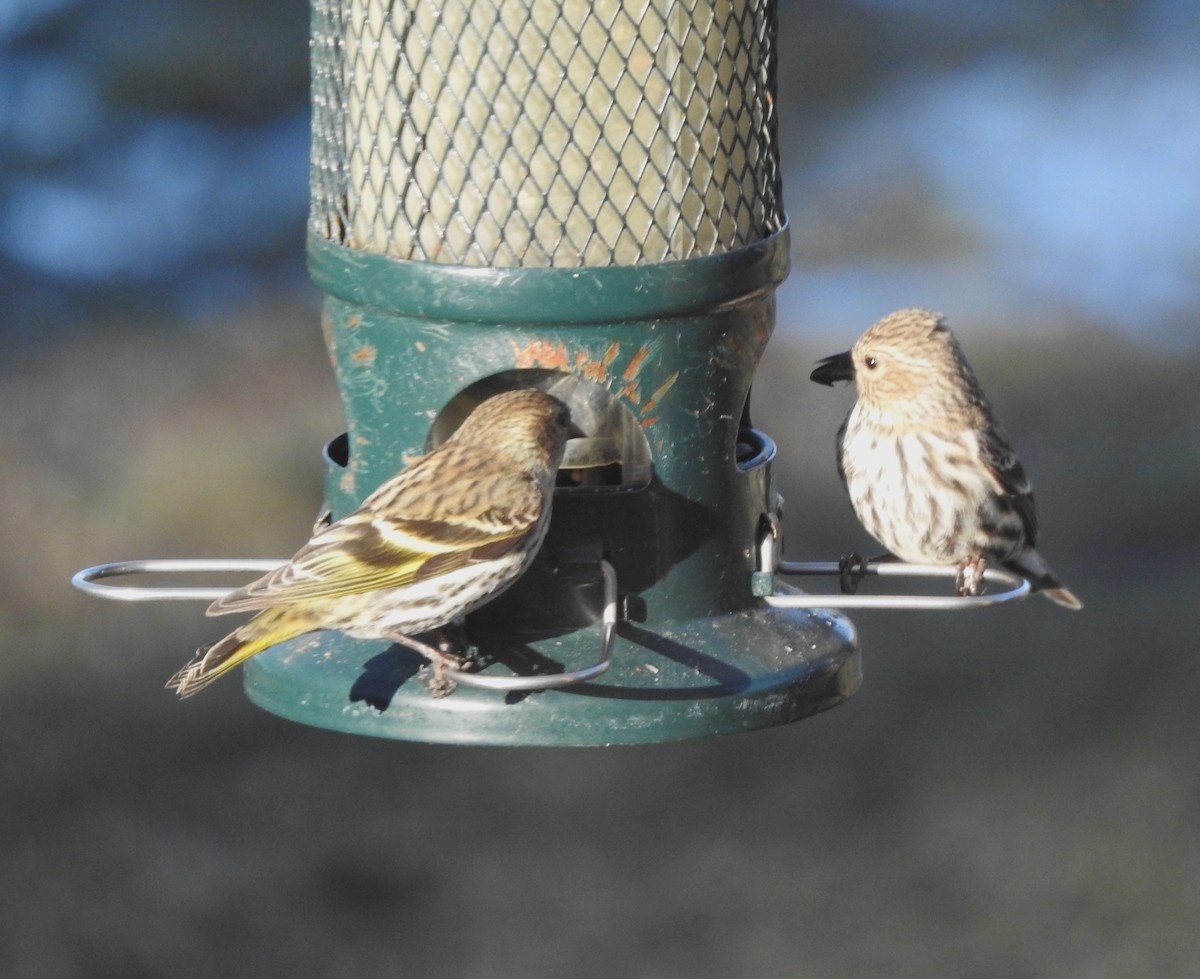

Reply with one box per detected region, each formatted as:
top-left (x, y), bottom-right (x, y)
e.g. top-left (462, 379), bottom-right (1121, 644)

top-left (810, 308), bottom-right (1082, 609)
top-left (167, 388), bottom-right (578, 697)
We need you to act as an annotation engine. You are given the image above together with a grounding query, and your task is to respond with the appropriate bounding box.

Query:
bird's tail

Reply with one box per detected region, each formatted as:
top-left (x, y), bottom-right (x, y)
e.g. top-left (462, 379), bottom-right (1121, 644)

top-left (1005, 550), bottom-right (1083, 611)
top-left (167, 607), bottom-right (311, 697)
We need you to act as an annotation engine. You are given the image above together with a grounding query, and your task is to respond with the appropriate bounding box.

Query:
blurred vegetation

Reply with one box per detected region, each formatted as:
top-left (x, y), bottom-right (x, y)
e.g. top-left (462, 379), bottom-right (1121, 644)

top-left (1, 308), bottom-right (1196, 977)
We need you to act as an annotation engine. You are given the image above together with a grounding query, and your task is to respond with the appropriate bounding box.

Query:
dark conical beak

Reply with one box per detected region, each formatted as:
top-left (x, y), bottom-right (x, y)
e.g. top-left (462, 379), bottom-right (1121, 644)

top-left (810, 350), bottom-right (855, 386)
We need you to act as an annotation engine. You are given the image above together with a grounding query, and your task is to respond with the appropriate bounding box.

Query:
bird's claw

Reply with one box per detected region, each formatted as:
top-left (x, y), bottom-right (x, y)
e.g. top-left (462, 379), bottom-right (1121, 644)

top-left (426, 649), bottom-right (467, 697)
top-left (838, 552), bottom-right (871, 595)
top-left (955, 556), bottom-right (987, 597)
top-left (391, 633), bottom-right (465, 697)
top-left (428, 661), bottom-right (459, 698)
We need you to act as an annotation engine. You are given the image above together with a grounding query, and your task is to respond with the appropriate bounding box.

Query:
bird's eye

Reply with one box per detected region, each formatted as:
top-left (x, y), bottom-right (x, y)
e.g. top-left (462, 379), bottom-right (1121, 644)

top-left (865, 357), bottom-right (878, 370)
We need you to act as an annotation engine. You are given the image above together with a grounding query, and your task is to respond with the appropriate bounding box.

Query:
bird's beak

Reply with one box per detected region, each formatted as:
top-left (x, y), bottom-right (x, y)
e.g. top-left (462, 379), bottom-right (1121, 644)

top-left (810, 351), bottom-right (855, 386)
top-left (566, 420), bottom-right (587, 439)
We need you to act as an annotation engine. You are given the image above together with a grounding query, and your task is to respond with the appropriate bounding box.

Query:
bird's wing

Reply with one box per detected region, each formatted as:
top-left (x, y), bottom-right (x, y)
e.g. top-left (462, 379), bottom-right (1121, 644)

top-left (209, 469), bottom-right (544, 614)
top-left (834, 412), bottom-right (850, 487)
top-left (979, 425), bottom-right (1038, 546)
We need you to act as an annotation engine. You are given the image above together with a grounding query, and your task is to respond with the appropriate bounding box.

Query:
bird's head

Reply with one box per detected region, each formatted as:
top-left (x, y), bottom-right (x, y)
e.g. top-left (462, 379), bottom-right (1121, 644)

top-left (453, 388), bottom-right (580, 472)
top-left (811, 308), bottom-right (970, 416)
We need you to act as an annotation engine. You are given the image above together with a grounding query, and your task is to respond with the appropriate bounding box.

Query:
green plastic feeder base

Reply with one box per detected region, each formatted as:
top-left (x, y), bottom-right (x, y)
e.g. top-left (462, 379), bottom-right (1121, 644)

top-left (242, 596), bottom-right (858, 746)
top-left (239, 229), bottom-right (862, 744)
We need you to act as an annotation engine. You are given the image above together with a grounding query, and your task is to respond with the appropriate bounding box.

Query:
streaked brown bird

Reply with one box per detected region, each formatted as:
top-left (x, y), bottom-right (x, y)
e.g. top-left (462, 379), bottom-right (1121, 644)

top-left (810, 308), bottom-right (1082, 609)
top-left (167, 388), bottom-right (578, 697)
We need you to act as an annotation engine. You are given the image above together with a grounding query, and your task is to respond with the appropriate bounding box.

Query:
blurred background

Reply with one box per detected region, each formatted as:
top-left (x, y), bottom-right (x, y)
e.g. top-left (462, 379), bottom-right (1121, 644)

top-left (2, 0), bottom-right (1198, 975)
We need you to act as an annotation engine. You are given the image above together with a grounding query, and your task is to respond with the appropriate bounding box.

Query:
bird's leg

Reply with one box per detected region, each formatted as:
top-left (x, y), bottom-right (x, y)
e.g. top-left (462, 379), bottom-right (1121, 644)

top-left (389, 633), bottom-right (464, 698)
top-left (837, 552), bottom-right (871, 595)
top-left (955, 555), bottom-right (987, 597)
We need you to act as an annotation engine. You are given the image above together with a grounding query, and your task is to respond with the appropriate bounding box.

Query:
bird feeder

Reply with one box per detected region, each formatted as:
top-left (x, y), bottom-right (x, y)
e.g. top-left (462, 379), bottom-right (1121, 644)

top-left (74, 0), bottom-right (1045, 744)
top-left (248, 0), bottom-right (857, 744)
top-left (76, 0), bottom-right (1032, 746)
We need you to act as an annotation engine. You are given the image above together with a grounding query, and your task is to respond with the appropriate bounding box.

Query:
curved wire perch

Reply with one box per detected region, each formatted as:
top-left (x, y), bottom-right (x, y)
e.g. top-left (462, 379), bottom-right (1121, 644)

top-left (767, 560), bottom-right (1031, 610)
top-left (445, 559), bottom-right (617, 691)
top-left (71, 558), bottom-right (288, 602)
top-left (755, 515), bottom-right (1031, 609)
top-left (72, 556), bottom-right (618, 691)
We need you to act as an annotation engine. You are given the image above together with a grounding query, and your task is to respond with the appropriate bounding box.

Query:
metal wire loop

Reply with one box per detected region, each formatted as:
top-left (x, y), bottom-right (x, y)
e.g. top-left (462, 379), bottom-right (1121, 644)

top-left (73, 556), bottom-right (618, 690)
top-left (768, 560), bottom-right (1031, 609)
top-left (71, 559), bottom-right (288, 602)
top-left (757, 520), bottom-right (1032, 610)
top-left (446, 559), bottom-right (617, 691)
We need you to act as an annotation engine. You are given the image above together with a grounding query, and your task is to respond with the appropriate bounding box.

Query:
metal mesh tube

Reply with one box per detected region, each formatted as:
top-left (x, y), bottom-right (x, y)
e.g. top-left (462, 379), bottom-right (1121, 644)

top-left (310, 0), bottom-right (783, 266)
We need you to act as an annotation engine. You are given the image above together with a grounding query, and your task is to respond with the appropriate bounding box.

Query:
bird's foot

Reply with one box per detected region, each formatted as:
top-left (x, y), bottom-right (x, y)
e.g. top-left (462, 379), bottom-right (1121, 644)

top-left (428, 659), bottom-right (460, 699)
top-left (838, 552), bottom-right (871, 595)
top-left (955, 556), bottom-right (987, 597)
top-left (391, 634), bottom-right (464, 698)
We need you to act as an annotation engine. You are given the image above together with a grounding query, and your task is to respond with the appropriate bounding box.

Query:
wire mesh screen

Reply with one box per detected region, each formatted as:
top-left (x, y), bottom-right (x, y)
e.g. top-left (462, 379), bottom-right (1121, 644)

top-left (310, 0), bottom-right (784, 267)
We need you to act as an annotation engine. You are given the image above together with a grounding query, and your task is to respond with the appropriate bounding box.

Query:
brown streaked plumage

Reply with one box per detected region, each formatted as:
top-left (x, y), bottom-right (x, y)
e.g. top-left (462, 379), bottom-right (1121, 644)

top-left (167, 388), bottom-right (577, 697)
top-left (811, 308), bottom-right (1081, 609)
